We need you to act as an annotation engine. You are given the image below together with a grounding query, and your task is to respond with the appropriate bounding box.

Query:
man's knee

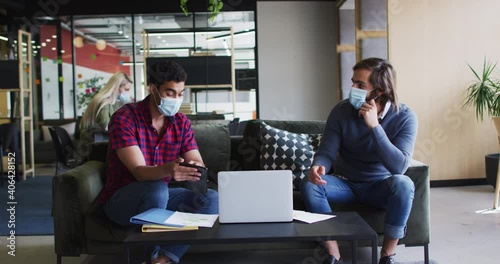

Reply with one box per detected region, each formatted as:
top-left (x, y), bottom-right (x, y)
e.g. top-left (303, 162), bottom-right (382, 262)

top-left (300, 177), bottom-right (314, 193)
top-left (206, 189), bottom-right (219, 202)
top-left (142, 181), bottom-right (170, 203)
top-left (391, 175), bottom-right (415, 197)
top-left (198, 189), bottom-right (219, 214)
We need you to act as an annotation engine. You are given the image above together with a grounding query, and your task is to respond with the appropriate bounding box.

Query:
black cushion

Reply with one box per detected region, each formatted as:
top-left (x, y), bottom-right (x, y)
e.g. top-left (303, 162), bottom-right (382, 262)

top-left (241, 120), bottom-right (326, 171)
top-left (259, 122), bottom-right (322, 189)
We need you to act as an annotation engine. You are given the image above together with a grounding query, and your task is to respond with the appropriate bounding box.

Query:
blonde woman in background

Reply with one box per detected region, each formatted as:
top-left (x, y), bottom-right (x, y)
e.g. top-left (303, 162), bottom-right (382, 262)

top-left (79, 71), bottom-right (133, 154)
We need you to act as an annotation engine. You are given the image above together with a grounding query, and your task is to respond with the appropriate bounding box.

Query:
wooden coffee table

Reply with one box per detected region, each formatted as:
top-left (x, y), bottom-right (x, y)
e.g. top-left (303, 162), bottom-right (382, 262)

top-left (124, 211), bottom-right (378, 264)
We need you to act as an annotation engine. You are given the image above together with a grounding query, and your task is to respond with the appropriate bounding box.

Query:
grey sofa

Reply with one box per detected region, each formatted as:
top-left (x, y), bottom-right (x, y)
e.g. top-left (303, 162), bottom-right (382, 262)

top-left (53, 120), bottom-right (430, 263)
top-left (238, 120), bottom-right (430, 261)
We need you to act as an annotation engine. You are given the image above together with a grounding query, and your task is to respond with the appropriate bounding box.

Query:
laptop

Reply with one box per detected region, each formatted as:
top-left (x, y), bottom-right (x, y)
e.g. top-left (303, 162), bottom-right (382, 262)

top-left (217, 170), bottom-right (293, 224)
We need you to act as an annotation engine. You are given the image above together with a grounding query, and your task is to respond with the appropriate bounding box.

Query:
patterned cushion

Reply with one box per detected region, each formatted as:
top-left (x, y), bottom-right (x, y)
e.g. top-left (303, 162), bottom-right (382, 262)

top-left (259, 122), bottom-right (322, 189)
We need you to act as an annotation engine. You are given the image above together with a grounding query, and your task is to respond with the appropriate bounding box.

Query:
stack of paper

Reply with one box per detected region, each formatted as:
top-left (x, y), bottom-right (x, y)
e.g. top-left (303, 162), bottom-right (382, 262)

top-left (130, 208), bottom-right (219, 233)
top-left (141, 224), bottom-right (198, 233)
top-left (292, 210), bottom-right (336, 224)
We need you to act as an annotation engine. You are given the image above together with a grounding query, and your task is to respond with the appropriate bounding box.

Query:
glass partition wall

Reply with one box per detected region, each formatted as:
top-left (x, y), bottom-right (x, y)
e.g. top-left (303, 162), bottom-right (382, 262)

top-left (35, 10), bottom-right (256, 122)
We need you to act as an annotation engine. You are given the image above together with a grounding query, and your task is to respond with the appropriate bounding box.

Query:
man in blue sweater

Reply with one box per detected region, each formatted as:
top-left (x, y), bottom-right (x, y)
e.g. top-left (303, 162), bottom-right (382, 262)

top-left (301, 57), bottom-right (418, 264)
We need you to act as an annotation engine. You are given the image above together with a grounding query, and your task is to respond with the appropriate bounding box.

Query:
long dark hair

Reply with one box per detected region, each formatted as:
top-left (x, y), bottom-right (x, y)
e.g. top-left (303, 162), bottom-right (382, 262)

top-left (353, 57), bottom-right (399, 112)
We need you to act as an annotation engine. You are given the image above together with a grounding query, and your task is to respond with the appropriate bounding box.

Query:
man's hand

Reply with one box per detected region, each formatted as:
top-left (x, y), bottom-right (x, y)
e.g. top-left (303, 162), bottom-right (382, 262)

top-left (358, 99), bottom-right (379, 129)
top-left (308, 165), bottom-right (327, 185)
top-left (163, 158), bottom-right (202, 182)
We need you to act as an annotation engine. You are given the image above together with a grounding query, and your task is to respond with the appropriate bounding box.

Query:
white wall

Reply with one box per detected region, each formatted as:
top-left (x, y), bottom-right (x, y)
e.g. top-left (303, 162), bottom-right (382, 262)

top-left (41, 60), bottom-right (113, 119)
top-left (389, 0), bottom-right (500, 180)
top-left (257, 1), bottom-right (337, 121)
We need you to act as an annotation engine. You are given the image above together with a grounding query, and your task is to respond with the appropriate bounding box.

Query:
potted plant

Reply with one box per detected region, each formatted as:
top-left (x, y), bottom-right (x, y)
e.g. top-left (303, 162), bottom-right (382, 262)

top-left (180, 0), bottom-right (224, 22)
top-left (462, 57), bottom-right (500, 209)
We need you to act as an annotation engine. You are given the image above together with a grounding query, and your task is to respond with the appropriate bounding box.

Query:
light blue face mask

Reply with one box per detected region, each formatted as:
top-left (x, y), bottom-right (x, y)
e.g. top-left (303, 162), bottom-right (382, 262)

top-left (154, 87), bottom-right (183, 116)
top-left (118, 92), bottom-right (132, 103)
top-left (349, 88), bottom-right (373, 110)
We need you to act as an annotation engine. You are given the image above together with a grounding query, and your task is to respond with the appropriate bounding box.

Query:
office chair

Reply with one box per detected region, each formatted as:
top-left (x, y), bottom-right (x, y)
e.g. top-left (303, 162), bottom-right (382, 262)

top-left (228, 118), bottom-right (240, 136)
top-left (48, 126), bottom-right (84, 176)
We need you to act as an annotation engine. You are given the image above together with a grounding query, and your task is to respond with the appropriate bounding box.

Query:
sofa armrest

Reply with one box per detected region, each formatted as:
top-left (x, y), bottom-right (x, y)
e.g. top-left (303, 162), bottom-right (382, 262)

top-left (52, 160), bottom-right (105, 256)
top-left (402, 159), bottom-right (430, 246)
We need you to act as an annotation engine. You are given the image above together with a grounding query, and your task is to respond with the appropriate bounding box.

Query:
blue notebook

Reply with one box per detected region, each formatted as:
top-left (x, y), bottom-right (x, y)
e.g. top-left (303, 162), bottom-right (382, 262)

top-left (130, 208), bottom-right (184, 227)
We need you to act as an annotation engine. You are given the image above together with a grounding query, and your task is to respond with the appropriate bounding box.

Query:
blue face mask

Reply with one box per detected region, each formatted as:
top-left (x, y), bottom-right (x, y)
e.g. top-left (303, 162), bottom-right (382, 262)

top-left (154, 87), bottom-right (183, 116)
top-left (118, 92), bottom-right (132, 103)
top-left (349, 88), bottom-right (373, 110)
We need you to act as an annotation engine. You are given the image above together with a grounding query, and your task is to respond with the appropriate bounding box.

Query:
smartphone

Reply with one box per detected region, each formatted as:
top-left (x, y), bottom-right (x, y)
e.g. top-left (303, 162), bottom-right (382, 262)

top-left (178, 162), bottom-right (207, 173)
top-left (177, 162), bottom-right (208, 194)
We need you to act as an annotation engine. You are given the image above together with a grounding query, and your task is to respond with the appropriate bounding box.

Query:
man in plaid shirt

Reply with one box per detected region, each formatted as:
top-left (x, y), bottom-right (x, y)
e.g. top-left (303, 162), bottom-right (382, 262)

top-left (98, 59), bottom-right (219, 264)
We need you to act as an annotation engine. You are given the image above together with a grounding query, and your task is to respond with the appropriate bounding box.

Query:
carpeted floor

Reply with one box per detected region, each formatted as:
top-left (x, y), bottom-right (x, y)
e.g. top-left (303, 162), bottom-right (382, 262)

top-left (0, 176), bottom-right (53, 236)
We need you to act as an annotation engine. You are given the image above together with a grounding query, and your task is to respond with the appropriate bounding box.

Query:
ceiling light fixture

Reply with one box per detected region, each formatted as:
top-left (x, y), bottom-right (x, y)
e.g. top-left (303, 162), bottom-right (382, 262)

top-left (122, 62), bottom-right (144, 66)
top-left (223, 40), bottom-right (231, 56)
top-left (61, 22), bottom-right (115, 49)
top-left (145, 31), bottom-right (227, 37)
top-left (140, 48), bottom-right (191, 53)
top-left (206, 30), bottom-right (255, 42)
top-left (73, 36), bottom-right (84, 48)
top-left (96, 39), bottom-right (107, 51)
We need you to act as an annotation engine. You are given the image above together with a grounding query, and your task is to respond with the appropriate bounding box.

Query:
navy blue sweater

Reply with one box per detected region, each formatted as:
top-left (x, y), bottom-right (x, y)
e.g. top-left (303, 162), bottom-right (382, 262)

top-left (313, 99), bottom-right (418, 182)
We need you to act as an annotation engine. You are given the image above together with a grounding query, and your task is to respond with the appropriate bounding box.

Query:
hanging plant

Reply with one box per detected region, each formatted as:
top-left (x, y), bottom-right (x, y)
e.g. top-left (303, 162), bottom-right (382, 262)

top-left (180, 0), bottom-right (224, 22)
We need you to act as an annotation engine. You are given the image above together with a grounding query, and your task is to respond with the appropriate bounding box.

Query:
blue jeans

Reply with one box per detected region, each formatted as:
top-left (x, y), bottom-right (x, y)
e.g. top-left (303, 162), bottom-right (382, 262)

top-left (300, 174), bottom-right (414, 239)
top-left (103, 181), bottom-right (219, 263)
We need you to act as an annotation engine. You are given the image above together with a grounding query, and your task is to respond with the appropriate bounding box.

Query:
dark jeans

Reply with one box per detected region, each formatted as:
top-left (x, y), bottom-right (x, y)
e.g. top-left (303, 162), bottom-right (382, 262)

top-left (103, 180), bottom-right (219, 263)
top-left (300, 174), bottom-right (414, 239)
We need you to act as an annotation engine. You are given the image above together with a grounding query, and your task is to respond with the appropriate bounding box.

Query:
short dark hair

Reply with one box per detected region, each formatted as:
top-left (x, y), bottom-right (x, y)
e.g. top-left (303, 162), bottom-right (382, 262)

top-left (146, 60), bottom-right (188, 87)
top-left (353, 57), bottom-right (398, 110)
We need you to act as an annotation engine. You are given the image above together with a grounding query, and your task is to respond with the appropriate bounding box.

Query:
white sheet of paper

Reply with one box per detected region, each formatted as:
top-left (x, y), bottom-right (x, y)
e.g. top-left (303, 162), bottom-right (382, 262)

top-left (164, 212), bottom-right (219, 227)
top-left (293, 210), bottom-right (336, 224)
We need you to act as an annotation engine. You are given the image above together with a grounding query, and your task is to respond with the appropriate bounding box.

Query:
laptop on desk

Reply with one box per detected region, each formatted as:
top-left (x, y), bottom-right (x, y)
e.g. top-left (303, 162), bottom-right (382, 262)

top-left (217, 170), bottom-right (293, 224)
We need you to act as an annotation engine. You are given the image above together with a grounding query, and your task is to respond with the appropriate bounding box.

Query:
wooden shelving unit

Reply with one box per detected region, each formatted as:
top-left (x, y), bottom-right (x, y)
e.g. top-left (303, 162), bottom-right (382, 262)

top-left (18, 30), bottom-right (35, 180)
top-left (0, 30), bottom-right (35, 180)
top-left (142, 27), bottom-right (236, 118)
